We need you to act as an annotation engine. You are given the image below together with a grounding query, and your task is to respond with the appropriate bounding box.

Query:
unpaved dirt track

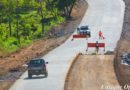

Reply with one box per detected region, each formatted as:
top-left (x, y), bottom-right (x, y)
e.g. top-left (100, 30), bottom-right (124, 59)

top-left (9, 0), bottom-right (125, 90)
top-left (65, 55), bottom-right (121, 90)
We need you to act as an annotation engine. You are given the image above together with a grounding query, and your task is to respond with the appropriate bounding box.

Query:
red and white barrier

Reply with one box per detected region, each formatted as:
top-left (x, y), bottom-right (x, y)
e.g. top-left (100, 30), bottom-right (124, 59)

top-left (71, 34), bottom-right (89, 41)
top-left (86, 42), bottom-right (105, 51)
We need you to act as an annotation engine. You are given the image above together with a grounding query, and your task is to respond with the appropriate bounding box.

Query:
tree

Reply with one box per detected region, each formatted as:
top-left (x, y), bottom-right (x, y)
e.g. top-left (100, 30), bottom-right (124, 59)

top-left (36, 0), bottom-right (46, 34)
top-left (23, 0), bottom-right (35, 12)
top-left (45, 0), bottom-right (58, 18)
top-left (16, 0), bottom-right (20, 44)
top-left (7, 0), bottom-right (14, 36)
top-left (0, 0), bottom-right (13, 36)
top-left (54, 0), bottom-right (78, 17)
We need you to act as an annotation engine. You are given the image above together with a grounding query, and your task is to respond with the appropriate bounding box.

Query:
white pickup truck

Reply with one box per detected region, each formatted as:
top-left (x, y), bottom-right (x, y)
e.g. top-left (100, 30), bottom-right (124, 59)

top-left (77, 25), bottom-right (91, 37)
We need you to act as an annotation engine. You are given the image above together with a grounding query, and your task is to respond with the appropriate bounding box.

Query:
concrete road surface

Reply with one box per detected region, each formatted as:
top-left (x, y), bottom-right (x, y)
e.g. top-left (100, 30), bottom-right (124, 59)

top-left (9, 0), bottom-right (125, 90)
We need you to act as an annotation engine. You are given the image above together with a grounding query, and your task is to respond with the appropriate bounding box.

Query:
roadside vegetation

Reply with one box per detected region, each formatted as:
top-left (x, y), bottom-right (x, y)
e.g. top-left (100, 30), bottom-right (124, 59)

top-left (0, 0), bottom-right (87, 90)
top-left (0, 0), bottom-right (78, 56)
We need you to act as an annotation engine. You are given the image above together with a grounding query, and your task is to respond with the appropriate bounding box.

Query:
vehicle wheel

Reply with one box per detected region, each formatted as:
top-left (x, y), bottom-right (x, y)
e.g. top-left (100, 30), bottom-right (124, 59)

top-left (45, 72), bottom-right (48, 78)
top-left (28, 73), bottom-right (32, 78)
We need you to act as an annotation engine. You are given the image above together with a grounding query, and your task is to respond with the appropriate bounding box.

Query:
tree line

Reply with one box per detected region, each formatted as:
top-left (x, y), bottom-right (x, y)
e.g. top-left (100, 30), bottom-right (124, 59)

top-left (0, 0), bottom-right (78, 52)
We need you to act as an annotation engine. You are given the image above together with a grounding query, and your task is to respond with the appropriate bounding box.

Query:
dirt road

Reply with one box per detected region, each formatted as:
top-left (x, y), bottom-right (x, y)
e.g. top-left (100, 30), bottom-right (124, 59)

top-left (65, 55), bottom-right (121, 90)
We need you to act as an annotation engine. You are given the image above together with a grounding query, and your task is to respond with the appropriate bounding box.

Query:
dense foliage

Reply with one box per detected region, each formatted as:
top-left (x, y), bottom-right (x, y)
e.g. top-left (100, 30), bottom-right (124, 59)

top-left (0, 0), bottom-right (77, 54)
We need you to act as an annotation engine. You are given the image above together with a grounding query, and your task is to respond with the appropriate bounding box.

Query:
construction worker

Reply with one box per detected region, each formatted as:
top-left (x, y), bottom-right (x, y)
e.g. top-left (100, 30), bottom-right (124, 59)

top-left (98, 30), bottom-right (103, 39)
top-left (95, 41), bottom-right (99, 53)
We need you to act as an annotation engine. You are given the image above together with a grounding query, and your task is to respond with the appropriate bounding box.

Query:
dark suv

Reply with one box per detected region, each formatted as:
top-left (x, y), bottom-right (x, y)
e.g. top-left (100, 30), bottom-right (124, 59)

top-left (27, 58), bottom-right (48, 78)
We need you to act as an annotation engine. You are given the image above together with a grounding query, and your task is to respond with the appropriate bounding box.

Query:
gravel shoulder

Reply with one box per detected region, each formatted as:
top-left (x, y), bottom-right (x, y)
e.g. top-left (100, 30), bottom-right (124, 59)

top-left (65, 55), bottom-right (120, 90)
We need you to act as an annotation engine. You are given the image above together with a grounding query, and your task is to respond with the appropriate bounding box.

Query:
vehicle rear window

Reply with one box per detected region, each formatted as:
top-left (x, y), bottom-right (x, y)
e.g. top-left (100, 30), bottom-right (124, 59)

top-left (29, 59), bottom-right (45, 65)
top-left (80, 26), bottom-right (88, 30)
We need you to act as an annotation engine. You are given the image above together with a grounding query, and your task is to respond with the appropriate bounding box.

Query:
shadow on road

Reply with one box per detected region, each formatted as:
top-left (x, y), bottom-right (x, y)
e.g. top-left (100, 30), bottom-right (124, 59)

top-left (24, 76), bottom-right (47, 80)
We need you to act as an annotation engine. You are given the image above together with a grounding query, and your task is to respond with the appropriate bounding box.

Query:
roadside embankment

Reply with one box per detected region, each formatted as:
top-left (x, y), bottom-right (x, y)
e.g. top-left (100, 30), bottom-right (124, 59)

top-left (114, 0), bottom-right (130, 88)
top-left (65, 55), bottom-right (120, 90)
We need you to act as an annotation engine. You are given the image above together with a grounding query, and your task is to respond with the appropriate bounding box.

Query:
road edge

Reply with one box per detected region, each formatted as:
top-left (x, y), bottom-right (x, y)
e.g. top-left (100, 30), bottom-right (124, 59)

top-left (64, 53), bottom-right (81, 90)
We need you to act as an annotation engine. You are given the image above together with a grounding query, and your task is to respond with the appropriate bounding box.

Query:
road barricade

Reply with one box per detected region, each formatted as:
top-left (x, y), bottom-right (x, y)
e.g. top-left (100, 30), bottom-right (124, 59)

top-left (71, 34), bottom-right (87, 41)
top-left (86, 42), bottom-right (105, 51)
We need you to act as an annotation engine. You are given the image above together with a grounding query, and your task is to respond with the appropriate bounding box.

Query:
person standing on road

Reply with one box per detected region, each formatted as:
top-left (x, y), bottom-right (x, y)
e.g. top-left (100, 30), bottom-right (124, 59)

top-left (99, 30), bottom-right (103, 39)
top-left (98, 30), bottom-right (106, 40)
top-left (95, 41), bottom-right (99, 53)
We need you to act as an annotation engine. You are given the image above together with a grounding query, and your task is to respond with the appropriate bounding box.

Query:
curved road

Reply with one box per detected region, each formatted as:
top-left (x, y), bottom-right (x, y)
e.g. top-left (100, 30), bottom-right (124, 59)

top-left (9, 0), bottom-right (125, 90)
